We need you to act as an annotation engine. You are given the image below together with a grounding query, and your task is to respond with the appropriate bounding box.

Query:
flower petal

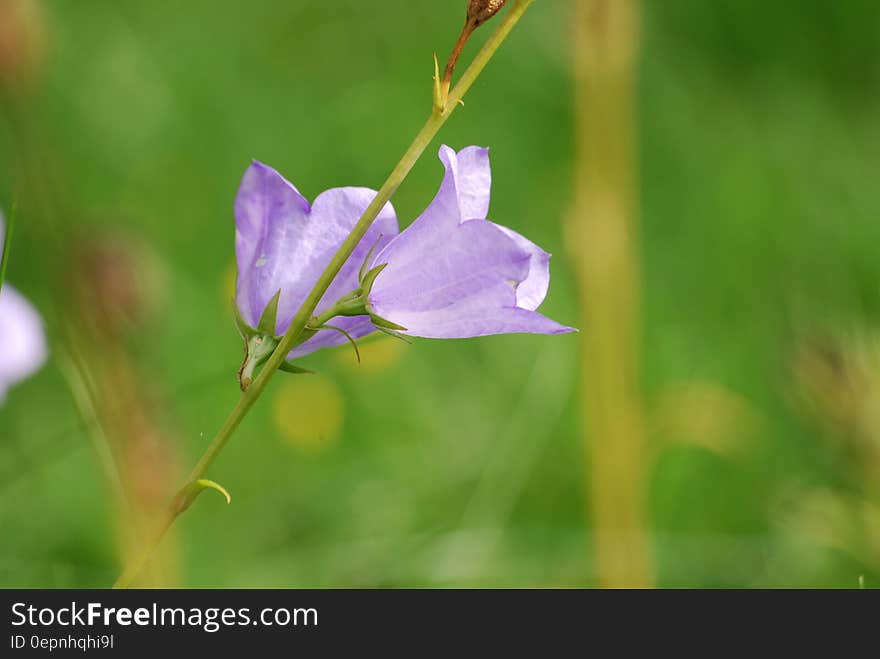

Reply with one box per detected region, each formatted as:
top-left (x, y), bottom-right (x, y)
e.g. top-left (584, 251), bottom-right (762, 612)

top-left (491, 224), bottom-right (551, 311)
top-left (417, 144), bottom-right (491, 228)
top-left (235, 161), bottom-right (311, 329)
top-left (371, 145), bottom-right (491, 274)
top-left (0, 284), bottom-right (48, 402)
top-left (289, 187), bottom-right (398, 358)
top-left (371, 218), bottom-right (525, 310)
top-left (234, 161), bottom-right (398, 344)
top-left (369, 219), bottom-right (573, 339)
top-left (379, 305), bottom-right (575, 339)
top-left (366, 146), bottom-right (573, 340)
top-left (438, 144), bottom-right (491, 222)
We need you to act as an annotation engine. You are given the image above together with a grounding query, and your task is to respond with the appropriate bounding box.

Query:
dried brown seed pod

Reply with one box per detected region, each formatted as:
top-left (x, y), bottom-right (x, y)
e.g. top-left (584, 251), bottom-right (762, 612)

top-left (467, 0), bottom-right (509, 27)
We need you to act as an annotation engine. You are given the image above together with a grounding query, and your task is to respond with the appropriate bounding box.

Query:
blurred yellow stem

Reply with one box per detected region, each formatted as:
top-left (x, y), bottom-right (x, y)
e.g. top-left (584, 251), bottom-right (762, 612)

top-left (570, 0), bottom-right (653, 587)
top-left (113, 0), bottom-right (536, 589)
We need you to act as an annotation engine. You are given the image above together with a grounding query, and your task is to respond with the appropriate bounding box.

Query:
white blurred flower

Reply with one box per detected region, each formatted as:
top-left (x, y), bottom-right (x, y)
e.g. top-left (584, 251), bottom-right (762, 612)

top-left (0, 213), bottom-right (47, 402)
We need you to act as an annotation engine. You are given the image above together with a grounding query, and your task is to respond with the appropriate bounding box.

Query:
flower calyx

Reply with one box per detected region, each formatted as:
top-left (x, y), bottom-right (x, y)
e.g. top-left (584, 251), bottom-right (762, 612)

top-left (235, 290), bottom-right (313, 389)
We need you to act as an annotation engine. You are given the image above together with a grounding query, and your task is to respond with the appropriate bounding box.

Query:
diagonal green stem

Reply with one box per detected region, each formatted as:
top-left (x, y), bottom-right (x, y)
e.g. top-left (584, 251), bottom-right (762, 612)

top-left (113, 0), bottom-right (535, 589)
top-left (0, 199), bottom-right (16, 295)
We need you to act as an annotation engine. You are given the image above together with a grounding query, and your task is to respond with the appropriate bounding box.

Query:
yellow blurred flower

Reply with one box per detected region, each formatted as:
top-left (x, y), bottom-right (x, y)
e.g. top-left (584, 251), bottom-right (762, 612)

top-left (272, 375), bottom-right (345, 451)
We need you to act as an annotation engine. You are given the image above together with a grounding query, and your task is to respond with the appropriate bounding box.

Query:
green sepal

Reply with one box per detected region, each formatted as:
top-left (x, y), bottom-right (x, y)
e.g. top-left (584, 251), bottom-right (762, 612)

top-left (232, 297), bottom-right (257, 339)
top-left (376, 326), bottom-right (413, 344)
top-left (360, 262), bottom-right (388, 294)
top-left (359, 235), bottom-right (385, 283)
top-left (319, 324), bottom-right (361, 363)
top-left (257, 289), bottom-right (282, 336)
top-left (238, 333), bottom-right (279, 391)
top-left (369, 311), bottom-right (408, 332)
top-left (334, 289), bottom-right (362, 306)
top-left (279, 361), bottom-right (315, 375)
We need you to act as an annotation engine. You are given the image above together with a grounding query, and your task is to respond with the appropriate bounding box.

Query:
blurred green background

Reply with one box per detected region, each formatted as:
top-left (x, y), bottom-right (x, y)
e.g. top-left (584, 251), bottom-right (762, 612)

top-left (1, 0), bottom-right (879, 587)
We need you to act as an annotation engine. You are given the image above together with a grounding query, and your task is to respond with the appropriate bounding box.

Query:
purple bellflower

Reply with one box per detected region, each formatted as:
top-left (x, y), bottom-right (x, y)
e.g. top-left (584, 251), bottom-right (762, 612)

top-left (0, 214), bottom-right (47, 403)
top-left (364, 145), bottom-right (575, 339)
top-left (233, 146), bottom-right (573, 380)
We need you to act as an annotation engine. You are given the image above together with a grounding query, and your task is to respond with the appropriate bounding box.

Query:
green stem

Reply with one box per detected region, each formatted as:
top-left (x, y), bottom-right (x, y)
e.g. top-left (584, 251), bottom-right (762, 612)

top-left (312, 304), bottom-right (352, 329)
top-left (0, 199), bottom-right (15, 295)
top-left (113, 0), bottom-right (535, 589)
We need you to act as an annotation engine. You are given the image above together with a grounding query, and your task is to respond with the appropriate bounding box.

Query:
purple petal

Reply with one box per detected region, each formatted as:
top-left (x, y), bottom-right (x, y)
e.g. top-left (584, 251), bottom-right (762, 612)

top-left (491, 224), bottom-right (551, 311)
top-left (235, 161), bottom-right (311, 329)
top-left (372, 219), bottom-right (525, 310)
top-left (372, 145), bottom-right (491, 272)
top-left (438, 144), bottom-right (491, 222)
top-left (378, 305), bottom-right (574, 339)
top-left (0, 285), bottom-right (48, 402)
top-left (418, 144), bottom-right (491, 228)
top-left (366, 146), bottom-right (573, 339)
top-left (369, 218), bottom-right (574, 338)
top-left (234, 161), bottom-right (398, 350)
top-left (289, 188), bottom-right (397, 357)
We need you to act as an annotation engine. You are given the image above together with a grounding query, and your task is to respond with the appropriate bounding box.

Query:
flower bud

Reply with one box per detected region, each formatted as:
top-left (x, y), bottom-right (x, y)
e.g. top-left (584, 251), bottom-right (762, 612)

top-left (467, 0), bottom-right (509, 27)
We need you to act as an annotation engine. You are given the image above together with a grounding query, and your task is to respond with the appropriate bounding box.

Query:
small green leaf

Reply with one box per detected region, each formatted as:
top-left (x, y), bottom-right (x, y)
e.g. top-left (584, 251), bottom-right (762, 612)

top-left (432, 52), bottom-right (444, 113)
top-left (174, 479), bottom-right (231, 515)
top-left (257, 289), bottom-right (282, 335)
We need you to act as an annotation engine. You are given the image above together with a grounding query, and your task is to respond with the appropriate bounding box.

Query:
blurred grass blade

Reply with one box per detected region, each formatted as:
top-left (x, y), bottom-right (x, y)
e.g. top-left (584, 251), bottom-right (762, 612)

top-left (570, 0), bottom-right (653, 587)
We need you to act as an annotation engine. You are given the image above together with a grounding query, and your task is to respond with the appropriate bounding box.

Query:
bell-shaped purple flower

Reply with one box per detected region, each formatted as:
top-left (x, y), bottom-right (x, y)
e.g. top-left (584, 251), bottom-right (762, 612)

top-left (365, 146), bottom-right (575, 339)
top-left (234, 161), bottom-right (399, 357)
top-left (0, 214), bottom-right (47, 402)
